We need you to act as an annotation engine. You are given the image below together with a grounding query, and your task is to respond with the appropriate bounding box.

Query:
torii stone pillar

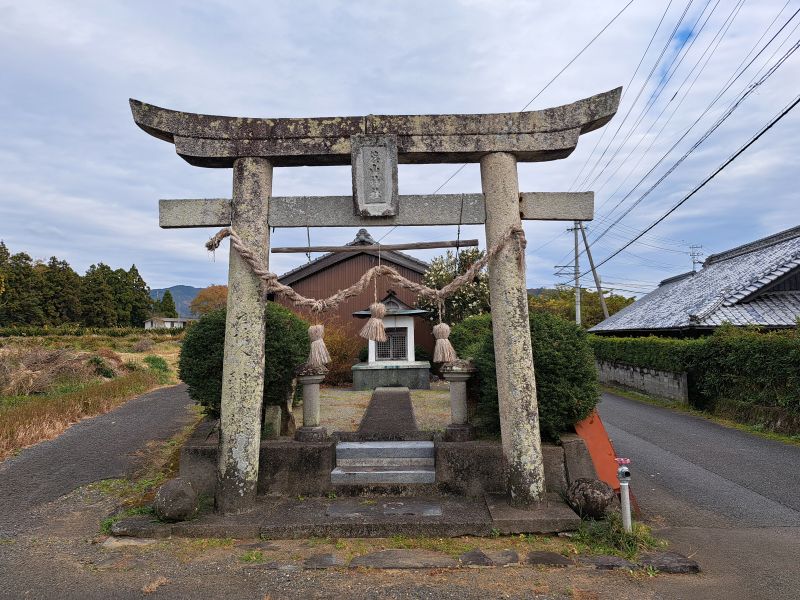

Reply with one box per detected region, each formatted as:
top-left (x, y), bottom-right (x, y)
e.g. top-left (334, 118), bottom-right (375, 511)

top-left (217, 157), bottom-right (272, 514)
top-left (481, 153), bottom-right (543, 505)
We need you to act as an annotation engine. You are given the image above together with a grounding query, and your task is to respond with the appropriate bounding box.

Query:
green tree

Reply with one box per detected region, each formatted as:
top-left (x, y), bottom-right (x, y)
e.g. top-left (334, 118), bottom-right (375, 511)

top-left (0, 241), bottom-right (9, 310)
top-left (417, 248), bottom-right (490, 324)
top-left (157, 289), bottom-right (179, 318)
top-left (80, 264), bottom-right (117, 327)
top-left (0, 250), bottom-right (45, 325)
top-left (528, 286), bottom-right (635, 329)
top-left (452, 311), bottom-right (599, 441)
top-left (127, 265), bottom-right (152, 327)
top-left (40, 257), bottom-right (82, 324)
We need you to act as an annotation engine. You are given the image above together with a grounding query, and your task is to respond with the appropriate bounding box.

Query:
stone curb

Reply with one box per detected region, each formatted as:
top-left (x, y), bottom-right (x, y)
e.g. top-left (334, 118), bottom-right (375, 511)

top-left (234, 549), bottom-right (700, 573)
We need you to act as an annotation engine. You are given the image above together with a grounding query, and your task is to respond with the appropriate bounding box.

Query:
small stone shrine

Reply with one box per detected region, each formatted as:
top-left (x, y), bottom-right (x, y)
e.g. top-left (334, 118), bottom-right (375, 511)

top-left (352, 292), bottom-right (431, 390)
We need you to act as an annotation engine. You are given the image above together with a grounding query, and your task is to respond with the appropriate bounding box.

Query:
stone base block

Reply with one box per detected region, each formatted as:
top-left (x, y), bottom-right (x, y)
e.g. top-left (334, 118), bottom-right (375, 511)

top-left (435, 441), bottom-right (568, 497)
top-left (351, 361), bottom-right (431, 390)
top-left (444, 423), bottom-right (474, 442)
top-left (485, 493), bottom-right (581, 534)
top-left (294, 426), bottom-right (327, 442)
top-left (179, 420), bottom-right (335, 497)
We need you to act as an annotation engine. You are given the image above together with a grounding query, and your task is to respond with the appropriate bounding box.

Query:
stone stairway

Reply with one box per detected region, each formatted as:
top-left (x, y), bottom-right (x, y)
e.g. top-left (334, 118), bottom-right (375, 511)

top-left (331, 441), bottom-right (436, 485)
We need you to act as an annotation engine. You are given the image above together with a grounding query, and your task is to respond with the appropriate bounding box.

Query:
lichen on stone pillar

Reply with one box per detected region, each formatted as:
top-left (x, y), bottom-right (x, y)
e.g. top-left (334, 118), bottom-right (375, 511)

top-left (480, 152), bottom-right (546, 506)
top-left (216, 157), bottom-right (272, 515)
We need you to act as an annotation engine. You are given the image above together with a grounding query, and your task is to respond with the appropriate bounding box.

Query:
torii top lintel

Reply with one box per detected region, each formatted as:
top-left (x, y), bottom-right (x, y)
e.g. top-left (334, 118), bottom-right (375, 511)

top-left (129, 88), bottom-right (621, 168)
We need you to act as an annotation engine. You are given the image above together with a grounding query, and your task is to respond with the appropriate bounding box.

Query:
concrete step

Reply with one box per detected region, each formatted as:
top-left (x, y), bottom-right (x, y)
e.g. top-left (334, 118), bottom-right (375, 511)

top-left (331, 466), bottom-right (436, 485)
top-left (336, 457), bottom-right (435, 468)
top-left (336, 441), bottom-right (434, 461)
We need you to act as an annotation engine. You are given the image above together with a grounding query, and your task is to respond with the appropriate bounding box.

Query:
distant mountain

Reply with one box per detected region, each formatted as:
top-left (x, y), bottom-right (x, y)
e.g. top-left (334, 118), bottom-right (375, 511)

top-left (150, 285), bottom-right (203, 318)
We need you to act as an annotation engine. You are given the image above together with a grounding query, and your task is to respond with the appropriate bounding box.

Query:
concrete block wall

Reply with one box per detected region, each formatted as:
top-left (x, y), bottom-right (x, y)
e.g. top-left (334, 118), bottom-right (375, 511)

top-left (596, 360), bottom-right (688, 403)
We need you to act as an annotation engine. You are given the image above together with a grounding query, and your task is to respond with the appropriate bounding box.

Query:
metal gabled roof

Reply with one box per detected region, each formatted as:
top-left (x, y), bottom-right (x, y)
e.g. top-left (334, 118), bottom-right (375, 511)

top-left (591, 225), bottom-right (800, 333)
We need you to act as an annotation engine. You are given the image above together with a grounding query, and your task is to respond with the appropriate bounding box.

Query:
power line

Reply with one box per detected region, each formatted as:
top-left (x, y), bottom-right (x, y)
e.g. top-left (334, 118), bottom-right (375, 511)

top-left (378, 0), bottom-right (638, 244)
top-left (591, 0), bottom-right (746, 204)
top-left (573, 0), bottom-right (698, 191)
top-left (586, 32), bottom-right (800, 251)
top-left (582, 0), bottom-right (721, 192)
top-left (567, 0), bottom-right (676, 191)
top-left (585, 4), bottom-right (800, 247)
top-left (587, 93), bottom-right (800, 274)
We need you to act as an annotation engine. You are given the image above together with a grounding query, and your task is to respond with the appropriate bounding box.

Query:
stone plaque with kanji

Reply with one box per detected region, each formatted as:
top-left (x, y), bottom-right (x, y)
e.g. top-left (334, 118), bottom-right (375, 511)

top-left (351, 134), bottom-right (398, 217)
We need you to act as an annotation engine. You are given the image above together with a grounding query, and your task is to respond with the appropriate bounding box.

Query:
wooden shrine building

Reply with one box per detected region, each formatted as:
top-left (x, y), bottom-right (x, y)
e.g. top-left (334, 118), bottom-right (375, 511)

top-left (274, 228), bottom-right (435, 355)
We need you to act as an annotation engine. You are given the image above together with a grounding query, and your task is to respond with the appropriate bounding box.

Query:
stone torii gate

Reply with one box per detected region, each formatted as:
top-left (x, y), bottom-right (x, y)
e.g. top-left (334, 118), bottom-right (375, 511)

top-left (131, 87), bottom-right (621, 514)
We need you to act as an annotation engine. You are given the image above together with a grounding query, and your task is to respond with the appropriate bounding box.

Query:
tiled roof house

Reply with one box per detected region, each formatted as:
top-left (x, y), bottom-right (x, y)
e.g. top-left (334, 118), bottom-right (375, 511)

top-left (590, 225), bottom-right (800, 335)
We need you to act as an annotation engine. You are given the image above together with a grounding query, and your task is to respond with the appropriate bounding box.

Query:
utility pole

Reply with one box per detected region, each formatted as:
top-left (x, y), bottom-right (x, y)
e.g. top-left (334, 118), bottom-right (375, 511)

top-left (579, 222), bottom-right (609, 320)
top-left (573, 221), bottom-right (581, 326)
top-left (690, 244), bottom-right (704, 272)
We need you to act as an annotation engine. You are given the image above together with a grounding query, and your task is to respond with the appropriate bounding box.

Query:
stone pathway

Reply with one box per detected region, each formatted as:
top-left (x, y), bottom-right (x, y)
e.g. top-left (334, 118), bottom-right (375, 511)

top-left (357, 387), bottom-right (418, 436)
top-left (121, 542), bottom-right (695, 574)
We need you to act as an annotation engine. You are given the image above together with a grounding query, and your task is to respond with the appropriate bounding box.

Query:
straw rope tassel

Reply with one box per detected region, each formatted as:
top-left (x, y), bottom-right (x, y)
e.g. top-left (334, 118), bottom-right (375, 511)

top-left (360, 302), bottom-right (387, 342)
top-left (307, 323), bottom-right (331, 368)
top-left (432, 322), bottom-right (457, 363)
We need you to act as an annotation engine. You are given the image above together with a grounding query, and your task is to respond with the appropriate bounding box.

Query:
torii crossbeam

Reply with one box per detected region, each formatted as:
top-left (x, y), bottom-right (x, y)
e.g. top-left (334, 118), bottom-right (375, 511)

top-left (131, 87), bottom-right (621, 514)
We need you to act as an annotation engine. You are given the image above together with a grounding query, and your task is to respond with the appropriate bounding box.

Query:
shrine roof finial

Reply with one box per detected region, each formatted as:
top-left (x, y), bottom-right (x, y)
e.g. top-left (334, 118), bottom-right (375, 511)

top-left (349, 229), bottom-right (377, 246)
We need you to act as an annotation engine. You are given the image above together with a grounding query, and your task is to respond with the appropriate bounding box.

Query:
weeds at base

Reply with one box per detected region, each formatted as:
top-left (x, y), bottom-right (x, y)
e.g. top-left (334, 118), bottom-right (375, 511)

top-left (570, 512), bottom-right (666, 560)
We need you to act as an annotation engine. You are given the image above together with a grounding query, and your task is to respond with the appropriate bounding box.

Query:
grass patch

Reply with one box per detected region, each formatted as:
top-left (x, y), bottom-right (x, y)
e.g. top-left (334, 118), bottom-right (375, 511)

top-left (571, 513), bottom-right (665, 560)
top-left (0, 334), bottom-right (182, 460)
top-left (0, 370), bottom-right (164, 460)
top-left (239, 550), bottom-right (264, 563)
top-left (603, 385), bottom-right (800, 447)
top-left (172, 537), bottom-right (234, 561)
top-left (386, 535), bottom-right (476, 557)
top-left (92, 407), bottom-right (204, 531)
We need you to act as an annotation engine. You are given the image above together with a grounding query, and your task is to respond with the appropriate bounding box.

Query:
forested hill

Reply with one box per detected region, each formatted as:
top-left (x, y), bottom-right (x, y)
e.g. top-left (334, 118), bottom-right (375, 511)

top-left (0, 241), bottom-right (152, 327)
top-left (150, 285), bottom-right (202, 318)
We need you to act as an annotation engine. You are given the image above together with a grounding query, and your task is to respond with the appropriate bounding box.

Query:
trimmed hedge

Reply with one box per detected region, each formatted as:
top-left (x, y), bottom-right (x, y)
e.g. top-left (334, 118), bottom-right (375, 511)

top-left (451, 311), bottom-right (599, 441)
top-left (179, 305), bottom-right (309, 420)
top-left (587, 335), bottom-right (702, 373)
top-left (590, 326), bottom-right (800, 426)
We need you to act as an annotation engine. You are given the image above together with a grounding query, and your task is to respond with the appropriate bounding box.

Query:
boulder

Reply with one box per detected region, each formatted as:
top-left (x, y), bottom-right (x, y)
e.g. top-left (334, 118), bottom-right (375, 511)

top-left (152, 477), bottom-right (198, 522)
top-left (566, 478), bottom-right (617, 519)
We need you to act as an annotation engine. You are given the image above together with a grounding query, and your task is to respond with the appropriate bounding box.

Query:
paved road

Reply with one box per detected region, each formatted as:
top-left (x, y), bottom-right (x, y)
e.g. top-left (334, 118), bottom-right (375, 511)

top-left (0, 384), bottom-right (194, 537)
top-left (599, 390), bottom-right (800, 599)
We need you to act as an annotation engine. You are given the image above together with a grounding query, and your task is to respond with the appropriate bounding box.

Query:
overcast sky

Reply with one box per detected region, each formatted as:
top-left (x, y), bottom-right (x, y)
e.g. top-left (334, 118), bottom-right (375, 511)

top-left (1, 0), bottom-right (798, 298)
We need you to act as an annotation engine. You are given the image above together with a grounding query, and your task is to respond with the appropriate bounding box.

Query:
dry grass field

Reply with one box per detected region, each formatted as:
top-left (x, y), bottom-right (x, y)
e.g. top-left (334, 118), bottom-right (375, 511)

top-left (0, 333), bottom-right (182, 460)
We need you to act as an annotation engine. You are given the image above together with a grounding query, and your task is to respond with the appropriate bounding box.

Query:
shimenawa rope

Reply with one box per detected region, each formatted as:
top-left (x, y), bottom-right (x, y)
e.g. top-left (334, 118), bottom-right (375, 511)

top-left (206, 225), bottom-right (526, 366)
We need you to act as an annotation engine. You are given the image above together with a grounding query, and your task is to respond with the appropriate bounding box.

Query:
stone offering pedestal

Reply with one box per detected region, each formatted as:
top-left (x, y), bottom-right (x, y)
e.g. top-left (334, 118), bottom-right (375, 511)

top-left (442, 361), bottom-right (475, 442)
top-left (295, 367), bottom-right (328, 442)
top-left (351, 361), bottom-right (431, 390)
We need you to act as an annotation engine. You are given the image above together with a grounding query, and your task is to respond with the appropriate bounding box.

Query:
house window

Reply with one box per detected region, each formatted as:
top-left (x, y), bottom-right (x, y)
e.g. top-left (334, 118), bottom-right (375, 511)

top-left (375, 327), bottom-right (407, 361)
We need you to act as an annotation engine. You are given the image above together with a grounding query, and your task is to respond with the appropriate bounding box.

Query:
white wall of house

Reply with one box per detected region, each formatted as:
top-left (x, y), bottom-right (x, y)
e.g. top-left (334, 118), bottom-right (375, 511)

top-left (144, 318), bottom-right (190, 330)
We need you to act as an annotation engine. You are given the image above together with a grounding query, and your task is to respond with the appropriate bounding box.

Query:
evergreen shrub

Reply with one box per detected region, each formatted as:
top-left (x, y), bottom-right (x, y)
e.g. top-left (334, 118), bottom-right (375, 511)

top-left (451, 311), bottom-right (599, 441)
top-left (179, 305), bottom-right (309, 420)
